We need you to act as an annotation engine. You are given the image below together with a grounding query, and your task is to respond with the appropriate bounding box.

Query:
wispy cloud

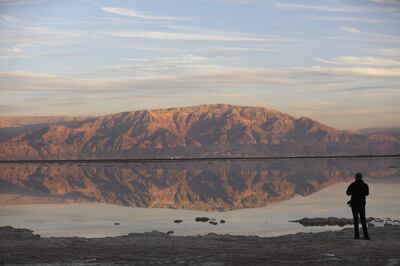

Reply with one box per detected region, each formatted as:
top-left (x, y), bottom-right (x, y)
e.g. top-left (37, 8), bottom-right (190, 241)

top-left (315, 56), bottom-right (400, 66)
top-left (120, 55), bottom-right (215, 64)
top-left (0, 71), bottom-right (58, 79)
top-left (4, 62), bottom-right (400, 96)
top-left (19, 26), bottom-right (86, 37)
top-left (115, 45), bottom-right (275, 55)
top-left (0, 65), bottom-right (295, 94)
top-left (304, 16), bottom-right (385, 23)
top-left (340, 26), bottom-right (400, 41)
top-left (0, 46), bottom-right (28, 59)
top-left (276, 1), bottom-right (400, 13)
top-left (101, 6), bottom-right (189, 21)
top-left (335, 85), bottom-right (397, 92)
top-left (276, 2), bottom-right (372, 13)
top-left (109, 30), bottom-right (268, 41)
top-left (0, 0), bottom-right (43, 6)
top-left (372, 48), bottom-right (400, 57)
top-left (297, 66), bottom-right (400, 78)
top-left (340, 26), bottom-right (362, 33)
top-left (368, 0), bottom-right (400, 5)
top-left (208, 0), bottom-right (259, 4)
top-left (0, 18), bottom-right (89, 47)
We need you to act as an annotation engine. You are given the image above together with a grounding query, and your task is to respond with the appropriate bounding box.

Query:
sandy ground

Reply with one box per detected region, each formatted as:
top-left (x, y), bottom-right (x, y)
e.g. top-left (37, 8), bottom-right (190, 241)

top-left (1, 224), bottom-right (400, 265)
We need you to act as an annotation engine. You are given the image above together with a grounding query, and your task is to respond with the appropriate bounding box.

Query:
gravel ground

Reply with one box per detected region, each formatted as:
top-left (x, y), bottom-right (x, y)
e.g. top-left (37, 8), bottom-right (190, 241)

top-left (1, 224), bottom-right (400, 265)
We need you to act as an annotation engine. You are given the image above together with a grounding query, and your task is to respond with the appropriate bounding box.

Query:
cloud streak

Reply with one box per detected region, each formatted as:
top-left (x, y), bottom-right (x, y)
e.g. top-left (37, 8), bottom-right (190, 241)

top-left (372, 48), bottom-right (400, 57)
top-left (368, 0), bottom-right (400, 5)
top-left (304, 16), bottom-right (386, 23)
top-left (315, 56), bottom-right (400, 66)
top-left (3, 61), bottom-right (400, 96)
top-left (298, 66), bottom-right (400, 78)
top-left (0, 66), bottom-right (294, 94)
top-left (340, 26), bottom-right (400, 42)
top-left (109, 30), bottom-right (268, 41)
top-left (0, 23), bottom-right (87, 49)
top-left (0, 0), bottom-right (43, 6)
top-left (276, 2), bottom-right (372, 13)
top-left (101, 6), bottom-right (189, 21)
top-left (276, 1), bottom-right (400, 13)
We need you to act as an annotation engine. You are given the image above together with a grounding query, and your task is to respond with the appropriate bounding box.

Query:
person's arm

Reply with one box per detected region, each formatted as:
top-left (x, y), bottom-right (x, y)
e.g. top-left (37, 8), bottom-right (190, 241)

top-left (346, 184), bottom-right (352, 195)
top-left (365, 184), bottom-right (369, 196)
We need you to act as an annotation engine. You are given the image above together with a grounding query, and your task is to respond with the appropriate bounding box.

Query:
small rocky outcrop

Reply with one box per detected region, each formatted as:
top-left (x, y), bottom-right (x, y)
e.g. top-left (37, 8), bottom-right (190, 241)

top-left (174, 219), bottom-right (183, 223)
top-left (126, 230), bottom-right (168, 238)
top-left (290, 217), bottom-right (375, 227)
top-left (0, 226), bottom-right (40, 240)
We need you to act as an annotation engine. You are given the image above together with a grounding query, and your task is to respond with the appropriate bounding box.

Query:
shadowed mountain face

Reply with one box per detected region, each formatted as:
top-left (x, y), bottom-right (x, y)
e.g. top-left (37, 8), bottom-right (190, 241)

top-left (0, 159), bottom-right (398, 211)
top-left (0, 104), bottom-right (398, 159)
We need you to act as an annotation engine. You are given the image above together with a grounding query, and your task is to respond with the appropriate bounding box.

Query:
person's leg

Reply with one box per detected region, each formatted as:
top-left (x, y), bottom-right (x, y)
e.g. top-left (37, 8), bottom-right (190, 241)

top-left (351, 206), bottom-right (359, 239)
top-left (359, 205), bottom-right (369, 239)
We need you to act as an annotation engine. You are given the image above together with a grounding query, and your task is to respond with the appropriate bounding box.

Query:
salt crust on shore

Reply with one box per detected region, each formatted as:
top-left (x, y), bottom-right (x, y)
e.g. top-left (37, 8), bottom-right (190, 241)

top-left (1, 224), bottom-right (400, 265)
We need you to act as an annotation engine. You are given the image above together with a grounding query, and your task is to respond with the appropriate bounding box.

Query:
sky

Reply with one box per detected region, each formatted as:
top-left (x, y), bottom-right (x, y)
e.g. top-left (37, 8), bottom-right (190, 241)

top-left (0, 0), bottom-right (399, 130)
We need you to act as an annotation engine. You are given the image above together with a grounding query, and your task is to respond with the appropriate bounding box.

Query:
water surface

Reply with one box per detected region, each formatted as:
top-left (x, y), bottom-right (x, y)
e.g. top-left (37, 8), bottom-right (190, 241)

top-left (0, 158), bottom-right (399, 236)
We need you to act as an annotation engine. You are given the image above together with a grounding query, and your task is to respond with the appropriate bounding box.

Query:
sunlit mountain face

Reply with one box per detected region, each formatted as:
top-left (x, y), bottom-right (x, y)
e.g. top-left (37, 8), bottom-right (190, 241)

top-left (0, 105), bottom-right (398, 160)
top-left (0, 159), bottom-right (398, 211)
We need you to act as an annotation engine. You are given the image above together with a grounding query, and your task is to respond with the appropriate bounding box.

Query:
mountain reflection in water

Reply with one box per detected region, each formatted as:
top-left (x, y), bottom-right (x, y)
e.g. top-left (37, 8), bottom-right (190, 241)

top-left (0, 159), bottom-right (398, 211)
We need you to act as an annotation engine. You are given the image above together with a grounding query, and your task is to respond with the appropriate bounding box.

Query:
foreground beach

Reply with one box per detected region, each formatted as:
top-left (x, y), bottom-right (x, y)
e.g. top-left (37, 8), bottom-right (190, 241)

top-left (1, 225), bottom-right (399, 265)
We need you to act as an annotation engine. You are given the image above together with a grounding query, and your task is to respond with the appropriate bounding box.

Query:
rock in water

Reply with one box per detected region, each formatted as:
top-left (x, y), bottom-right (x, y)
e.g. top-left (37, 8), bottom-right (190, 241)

top-left (195, 217), bottom-right (210, 222)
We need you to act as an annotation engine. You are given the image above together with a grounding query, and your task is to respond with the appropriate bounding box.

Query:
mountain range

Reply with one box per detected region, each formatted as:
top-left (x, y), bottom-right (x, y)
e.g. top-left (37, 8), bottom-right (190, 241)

top-left (0, 104), bottom-right (398, 159)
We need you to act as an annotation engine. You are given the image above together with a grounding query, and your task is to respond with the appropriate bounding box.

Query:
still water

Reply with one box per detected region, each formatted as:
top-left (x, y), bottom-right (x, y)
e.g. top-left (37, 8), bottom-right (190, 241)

top-left (0, 158), bottom-right (399, 237)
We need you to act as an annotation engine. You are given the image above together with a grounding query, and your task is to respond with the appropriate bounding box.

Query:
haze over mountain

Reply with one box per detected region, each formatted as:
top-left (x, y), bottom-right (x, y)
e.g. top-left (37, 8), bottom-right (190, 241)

top-left (358, 127), bottom-right (400, 139)
top-left (0, 116), bottom-right (92, 142)
top-left (0, 104), bottom-right (398, 160)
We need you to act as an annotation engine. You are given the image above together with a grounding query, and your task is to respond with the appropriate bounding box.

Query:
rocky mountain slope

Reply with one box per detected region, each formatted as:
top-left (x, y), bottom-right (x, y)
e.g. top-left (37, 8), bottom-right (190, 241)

top-left (0, 104), bottom-right (398, 159)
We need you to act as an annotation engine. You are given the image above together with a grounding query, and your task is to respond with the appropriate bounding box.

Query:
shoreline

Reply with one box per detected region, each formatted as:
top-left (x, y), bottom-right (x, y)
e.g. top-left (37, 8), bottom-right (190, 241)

top-left (1, 154), bottom-right (399, 164)
top-left (1, 224), bottom-right (400, 265)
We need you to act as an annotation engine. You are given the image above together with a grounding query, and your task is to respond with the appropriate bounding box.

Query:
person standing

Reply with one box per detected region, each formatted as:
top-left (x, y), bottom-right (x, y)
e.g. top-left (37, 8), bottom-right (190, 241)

top-left (346, 172), bottom-right (370, 240)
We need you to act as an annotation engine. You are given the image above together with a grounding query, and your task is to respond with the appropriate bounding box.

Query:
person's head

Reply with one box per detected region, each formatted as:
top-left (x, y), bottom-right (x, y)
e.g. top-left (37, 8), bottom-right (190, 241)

top-left (355, 172), bottom-right (363, 181)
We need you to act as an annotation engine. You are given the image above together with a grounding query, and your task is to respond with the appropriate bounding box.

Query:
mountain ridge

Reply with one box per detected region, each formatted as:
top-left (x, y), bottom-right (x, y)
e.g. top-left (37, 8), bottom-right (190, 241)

top-left (0, 104), bottom-right (398, 159)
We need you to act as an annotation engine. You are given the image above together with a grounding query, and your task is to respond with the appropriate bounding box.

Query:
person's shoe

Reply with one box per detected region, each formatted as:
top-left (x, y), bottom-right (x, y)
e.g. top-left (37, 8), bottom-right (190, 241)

top-left (354, 236), bottom-right (360, 239)
top-left (363, 236), bottom-right (370, 240)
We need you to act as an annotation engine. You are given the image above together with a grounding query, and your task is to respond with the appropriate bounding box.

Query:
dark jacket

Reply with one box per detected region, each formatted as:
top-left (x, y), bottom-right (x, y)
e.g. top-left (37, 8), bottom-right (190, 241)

top-left (346, 180), bottom-right (369, 206)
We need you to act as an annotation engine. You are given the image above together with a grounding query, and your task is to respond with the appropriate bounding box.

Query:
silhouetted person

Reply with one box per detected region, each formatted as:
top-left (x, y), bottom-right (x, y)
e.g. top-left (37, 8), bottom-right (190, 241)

top-left (346, 172), bottom-right (370, 240)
